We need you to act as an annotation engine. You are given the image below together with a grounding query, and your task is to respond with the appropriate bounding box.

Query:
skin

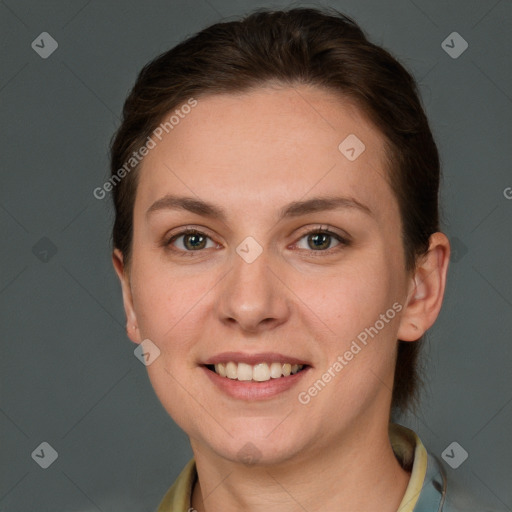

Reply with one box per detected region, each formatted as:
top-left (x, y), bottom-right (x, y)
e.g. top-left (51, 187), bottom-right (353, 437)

top-left (113, 85), bottom-right (450, 512)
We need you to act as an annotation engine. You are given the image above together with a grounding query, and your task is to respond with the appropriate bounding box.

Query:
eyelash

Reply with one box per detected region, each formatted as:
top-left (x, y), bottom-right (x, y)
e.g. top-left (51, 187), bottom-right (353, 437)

top-left (164, 226), bottom-right (350, 257)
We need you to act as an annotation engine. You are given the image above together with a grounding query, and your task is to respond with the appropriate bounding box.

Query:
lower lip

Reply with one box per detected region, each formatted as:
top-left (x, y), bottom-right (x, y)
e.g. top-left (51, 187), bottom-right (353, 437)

top-left (202, 366), bottom-right (311, 400)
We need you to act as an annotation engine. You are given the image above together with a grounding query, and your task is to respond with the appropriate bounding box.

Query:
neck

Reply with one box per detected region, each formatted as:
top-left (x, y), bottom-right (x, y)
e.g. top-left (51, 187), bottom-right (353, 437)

top-left (190, 421), bottom-right (411, 512)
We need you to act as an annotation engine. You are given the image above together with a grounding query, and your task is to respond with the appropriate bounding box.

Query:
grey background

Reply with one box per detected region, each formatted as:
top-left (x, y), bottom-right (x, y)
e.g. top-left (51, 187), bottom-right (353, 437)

top-left (1, 0), bottom-right (511, 510)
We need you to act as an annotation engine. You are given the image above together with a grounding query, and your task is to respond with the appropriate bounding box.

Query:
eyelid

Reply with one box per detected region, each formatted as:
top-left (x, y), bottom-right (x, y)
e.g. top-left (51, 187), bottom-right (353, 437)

top-left (165, 225), bottom-right (215, 240)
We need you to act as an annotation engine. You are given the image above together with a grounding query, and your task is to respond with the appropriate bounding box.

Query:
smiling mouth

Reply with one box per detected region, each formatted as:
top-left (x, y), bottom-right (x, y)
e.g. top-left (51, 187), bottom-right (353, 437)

top-left (205, 362), bottom-right (308, 382)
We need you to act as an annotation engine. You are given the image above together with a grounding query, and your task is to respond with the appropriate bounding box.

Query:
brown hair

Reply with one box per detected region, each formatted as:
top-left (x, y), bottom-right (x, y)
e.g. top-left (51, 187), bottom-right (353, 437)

top-left (110, 7), bottom-right (440, 413)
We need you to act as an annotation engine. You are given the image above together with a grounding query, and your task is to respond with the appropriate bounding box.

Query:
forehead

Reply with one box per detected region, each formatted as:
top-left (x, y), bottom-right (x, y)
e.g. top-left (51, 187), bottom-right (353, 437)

top-left (135, 85), bottom-right (397, 223)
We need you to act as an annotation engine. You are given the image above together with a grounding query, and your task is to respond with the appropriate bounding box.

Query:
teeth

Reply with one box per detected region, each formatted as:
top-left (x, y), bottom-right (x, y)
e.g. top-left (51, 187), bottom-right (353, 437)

top-left (237, 362), bottom-right (253, 381)
top-left (216, 363), bottom-right (227, 377)
top-left (226, 361), bottom-right (237, 379)
top-left (212, 361), bottom-right (304, 381)
top-left (253, 363), bottom-right (270, 382)
top-left (270, 362), bottom-right (282, 379)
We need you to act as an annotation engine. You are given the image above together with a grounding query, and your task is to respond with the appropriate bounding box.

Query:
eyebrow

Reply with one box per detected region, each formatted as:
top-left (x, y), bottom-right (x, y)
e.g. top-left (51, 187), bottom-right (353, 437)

top-left (146, 194), bottom-right (373, 221)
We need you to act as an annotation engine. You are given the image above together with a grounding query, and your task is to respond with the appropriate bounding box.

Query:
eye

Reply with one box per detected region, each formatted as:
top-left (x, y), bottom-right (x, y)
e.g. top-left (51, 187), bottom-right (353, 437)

top-left (295, 227), bottom-right (349, 252)
top-left (164, 226), bottom-right (350, 256)
top-left (166, 229), bottom-right (217, 252)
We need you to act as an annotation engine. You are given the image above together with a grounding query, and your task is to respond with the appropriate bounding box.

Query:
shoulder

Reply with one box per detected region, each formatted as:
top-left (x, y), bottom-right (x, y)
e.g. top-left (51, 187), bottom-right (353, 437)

top-left (443, 472), bottom-right (509, 512)
top-left (422, 452), bottom-right (508, 512)
top-left (390, 425), bottom-right (507, 512)
top-left (155, 458), bottom-right (196, 512)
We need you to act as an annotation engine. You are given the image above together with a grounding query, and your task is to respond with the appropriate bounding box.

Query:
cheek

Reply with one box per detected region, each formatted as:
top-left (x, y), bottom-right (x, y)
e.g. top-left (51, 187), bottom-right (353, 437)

top-left (130, 264), bottom-right (212, 428)
top-left (130, 260), bottom-right (201, 342)
top-left (307, 257), bottom-right (401, 385)
top-left (306, 273), bottom-right (400, 409)
top-left (130, 258), bottom-right (226, 377)
top-left (315, 259), bottom-right (396, 331)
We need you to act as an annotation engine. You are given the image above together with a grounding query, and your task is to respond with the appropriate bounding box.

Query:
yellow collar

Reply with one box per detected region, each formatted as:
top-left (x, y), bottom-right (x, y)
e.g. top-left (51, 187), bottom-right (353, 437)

top-left (390, 423), bottom-right (428, 511)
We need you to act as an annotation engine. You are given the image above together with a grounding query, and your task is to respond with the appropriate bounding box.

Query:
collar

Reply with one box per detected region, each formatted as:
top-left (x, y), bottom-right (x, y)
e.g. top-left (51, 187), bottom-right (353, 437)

top-left (390, 423), bottom-right (446, 511)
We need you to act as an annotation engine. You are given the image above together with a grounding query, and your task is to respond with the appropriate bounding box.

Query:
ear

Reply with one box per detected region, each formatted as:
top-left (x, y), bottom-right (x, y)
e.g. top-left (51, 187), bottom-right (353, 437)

top-left (112, 249), bottom-right (141, 344)
top-left (397, 232), bottom-right (450, 342)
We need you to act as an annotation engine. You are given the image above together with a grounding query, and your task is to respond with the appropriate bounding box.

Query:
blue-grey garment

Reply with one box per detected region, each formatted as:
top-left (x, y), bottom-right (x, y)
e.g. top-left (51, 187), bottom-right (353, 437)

top-left (414, 452), bottom-right (508, 511)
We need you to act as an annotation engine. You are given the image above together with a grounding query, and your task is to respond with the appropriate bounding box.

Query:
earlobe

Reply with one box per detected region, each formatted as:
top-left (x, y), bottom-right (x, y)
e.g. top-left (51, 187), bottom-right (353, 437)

top-left (397, 232), bottom-right (450, 342)
top-left (112, 249), bottom-right (141, 344)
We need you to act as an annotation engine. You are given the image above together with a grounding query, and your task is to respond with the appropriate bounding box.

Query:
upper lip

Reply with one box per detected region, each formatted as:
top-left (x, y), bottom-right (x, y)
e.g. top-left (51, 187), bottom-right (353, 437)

top-left (202, 352), bottom-right (310, 366)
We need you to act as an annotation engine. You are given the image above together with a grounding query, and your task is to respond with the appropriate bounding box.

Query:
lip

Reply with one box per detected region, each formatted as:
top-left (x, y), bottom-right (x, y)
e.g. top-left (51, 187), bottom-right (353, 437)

top-left (202, 352), bottom-right (310, 366)
top-left (202, 364), bottom-right (312, 400)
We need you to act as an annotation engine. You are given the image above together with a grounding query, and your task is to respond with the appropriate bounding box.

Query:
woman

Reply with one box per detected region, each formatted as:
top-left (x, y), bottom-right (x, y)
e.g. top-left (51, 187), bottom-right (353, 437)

top-left (110, 7), bottom-right (502, 512)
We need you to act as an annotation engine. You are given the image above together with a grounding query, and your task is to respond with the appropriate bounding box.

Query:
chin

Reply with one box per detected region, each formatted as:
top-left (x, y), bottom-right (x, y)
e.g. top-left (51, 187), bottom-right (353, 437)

top-left (202, 425), bottom-right (308, 467)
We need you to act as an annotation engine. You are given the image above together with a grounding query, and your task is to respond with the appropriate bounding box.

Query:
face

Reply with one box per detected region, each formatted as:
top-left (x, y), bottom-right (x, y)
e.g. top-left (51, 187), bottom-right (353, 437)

top-left (115, 85), bottom-right (418, 466)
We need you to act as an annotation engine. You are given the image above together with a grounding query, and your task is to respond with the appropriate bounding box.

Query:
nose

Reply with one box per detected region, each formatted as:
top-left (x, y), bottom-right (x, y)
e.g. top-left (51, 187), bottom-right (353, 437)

top-left (215, 245), bottom-right (291, 334)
